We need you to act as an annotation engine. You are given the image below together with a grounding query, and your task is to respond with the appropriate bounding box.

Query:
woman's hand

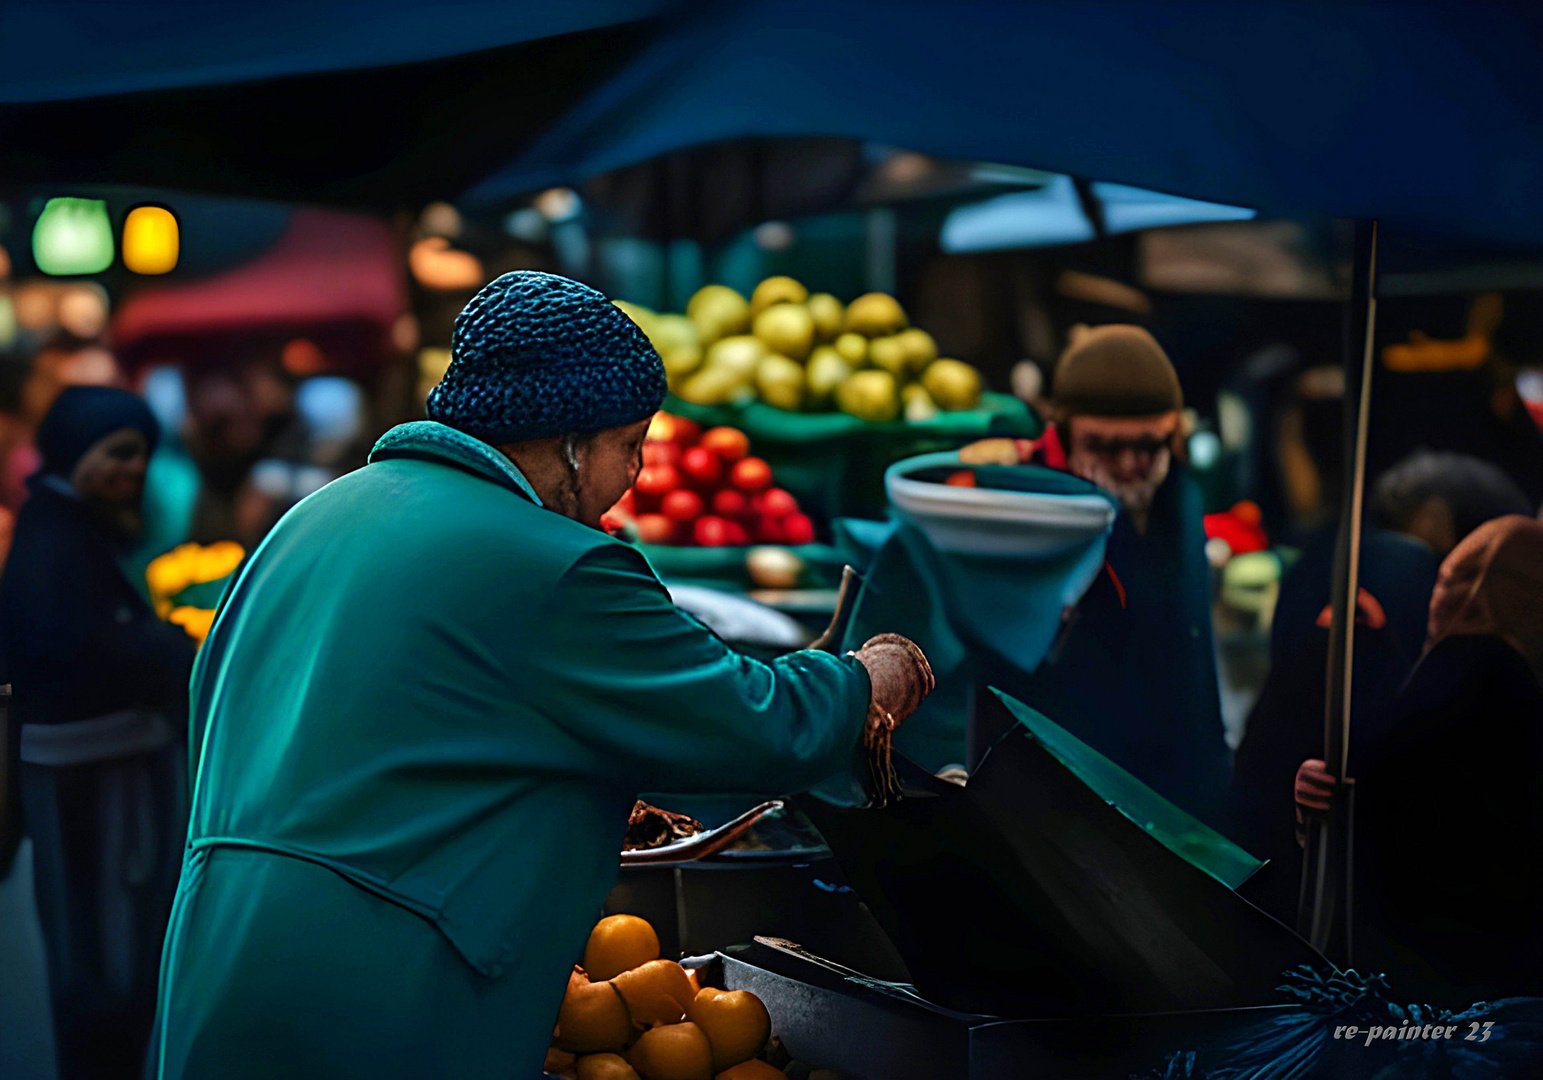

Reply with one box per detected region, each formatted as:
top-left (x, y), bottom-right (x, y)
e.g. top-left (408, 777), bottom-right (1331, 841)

top-left (1294, 758), bottom-right (1338, 847)
top-left (851, 634), bottom-right (934, 807)
top-left (853, 633), bottom-right (934, 724)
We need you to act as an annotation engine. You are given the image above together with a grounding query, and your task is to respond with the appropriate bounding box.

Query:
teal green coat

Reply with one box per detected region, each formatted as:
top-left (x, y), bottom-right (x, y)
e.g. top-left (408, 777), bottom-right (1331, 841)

top-left (153, 422), bottom-right (870, 1079)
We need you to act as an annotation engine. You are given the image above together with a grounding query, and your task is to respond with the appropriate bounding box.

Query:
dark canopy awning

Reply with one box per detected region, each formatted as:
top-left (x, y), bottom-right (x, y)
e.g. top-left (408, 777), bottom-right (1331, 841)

top-left (3, 1), bottom-right (1541, 252)
top-left (466, 0), bottom-right (1543, 252)
top-left (0, 0), bottom-right (676, 206)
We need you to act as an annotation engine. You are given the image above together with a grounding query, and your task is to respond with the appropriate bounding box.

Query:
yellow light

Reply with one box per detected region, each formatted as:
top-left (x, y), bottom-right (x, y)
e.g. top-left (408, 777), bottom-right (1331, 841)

top-left (408, 237), bottom-right (482, 291)
top-left (122, 205), bottom-right (180, 274)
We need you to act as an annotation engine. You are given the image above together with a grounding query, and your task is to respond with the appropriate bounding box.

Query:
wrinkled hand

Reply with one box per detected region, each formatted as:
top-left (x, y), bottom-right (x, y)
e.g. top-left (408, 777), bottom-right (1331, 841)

top-left (853, 633), bottom-right (935, 725)
top-left (1293, 758), bottom-right (1338, 847)
top-left (851, 634), bottom-right (934, 808)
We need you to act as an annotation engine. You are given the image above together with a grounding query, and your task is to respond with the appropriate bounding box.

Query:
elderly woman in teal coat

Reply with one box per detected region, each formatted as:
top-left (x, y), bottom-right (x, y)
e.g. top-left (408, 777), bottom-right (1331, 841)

top-left (151, 273), bottom-right (932, 1079)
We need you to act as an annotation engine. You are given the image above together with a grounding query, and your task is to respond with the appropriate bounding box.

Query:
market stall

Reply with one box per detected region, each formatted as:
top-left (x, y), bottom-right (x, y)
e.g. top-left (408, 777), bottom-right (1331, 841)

top-left (4, 5), bottom-right (1543, 1080)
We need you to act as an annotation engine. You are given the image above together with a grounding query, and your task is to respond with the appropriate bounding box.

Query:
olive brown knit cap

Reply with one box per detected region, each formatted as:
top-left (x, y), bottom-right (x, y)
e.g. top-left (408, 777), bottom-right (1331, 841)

top-left (426, 271), bottom-right (666, 443)
top-left (1052, 324), bottom-right (1183, 418)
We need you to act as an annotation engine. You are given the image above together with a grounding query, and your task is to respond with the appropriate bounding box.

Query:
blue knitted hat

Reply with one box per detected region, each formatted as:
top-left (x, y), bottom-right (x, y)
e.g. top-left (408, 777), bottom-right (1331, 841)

top-left (426, 271), bottom-right (666, 443)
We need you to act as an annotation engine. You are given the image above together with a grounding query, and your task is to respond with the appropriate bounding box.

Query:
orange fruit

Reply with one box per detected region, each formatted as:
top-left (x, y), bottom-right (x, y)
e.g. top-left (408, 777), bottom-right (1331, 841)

top-left (714, 1061), bottom-right (785, 1080)
top-left (684, 968), bottom-right (703, 997)
top-left (686, 988), bottom-right (771, 1071)
top-left (612, 959), bottom-right (695, 1028)
top-left (627, 1022), bottom-right (714, 1080)
top-left (584, 915), bottom-right (661, 982)
top-left (558, 969), bottom-right (633, 1054)
top-left (577, 1052), bottom-right (643, 1080)
top-left (546, 1046), bottom-right (577, 1073)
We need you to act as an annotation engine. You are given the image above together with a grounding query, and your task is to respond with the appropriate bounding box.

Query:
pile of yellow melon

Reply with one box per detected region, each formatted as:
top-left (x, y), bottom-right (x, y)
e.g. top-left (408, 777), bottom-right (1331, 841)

top-left (547, 915), bottom-right (785, 1080)
top-left (616, 276), bottom-right (984, 423)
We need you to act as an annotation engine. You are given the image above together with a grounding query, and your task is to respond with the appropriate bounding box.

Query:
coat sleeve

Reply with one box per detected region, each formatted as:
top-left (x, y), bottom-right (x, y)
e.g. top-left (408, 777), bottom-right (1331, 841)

top-left (525, 542), bottom-right (872, 794)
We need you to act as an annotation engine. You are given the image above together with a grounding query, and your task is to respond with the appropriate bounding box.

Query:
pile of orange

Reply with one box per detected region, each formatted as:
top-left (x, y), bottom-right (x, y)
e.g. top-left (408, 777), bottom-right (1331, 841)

top-left (547, 915), bottom-right (785, 1080)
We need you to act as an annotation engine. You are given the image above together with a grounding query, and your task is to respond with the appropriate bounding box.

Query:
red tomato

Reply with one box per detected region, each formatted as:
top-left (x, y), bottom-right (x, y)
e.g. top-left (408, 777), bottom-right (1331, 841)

top-left (661, 489), bottom-right (705, 523)
top-left (693, 516), bottom-right (733, 547)
top-left (712, 489), bottom-right (750, 521)
top-left (635, 463), bottom-right (679, 497)
top-left (756, 487), bottom-right (799, 519)
top-left (633, 464), bottom-right (680, 514)
top-left (782, 513), bottom-right (816, 546)
top-left (722, 520), bottom-right (751, 546)
top-left (945, 470), bottom-right (977, 487)
top-left (635, 514), bottom-right (677, 545)
top-left (700, 427), bottom-right (750, 463)
top-left (679, 446), bottom-right (723, 490)
top-left (670, 417), bottom-right (702, 445)
top-left (616, 489), bottom-right (636, 516)
top-left (730, 456), bottom-right (773, 493)
top-left (754, 516), bottom-right (786, 545)
top-left (643, 440), bottom-right (681, 468)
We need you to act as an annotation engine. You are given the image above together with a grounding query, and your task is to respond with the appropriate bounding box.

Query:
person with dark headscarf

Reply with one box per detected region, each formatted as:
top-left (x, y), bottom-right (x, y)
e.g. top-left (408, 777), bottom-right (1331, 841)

top-left (150, 273), bottom-right (933, 1079)
top-left (0, 385), bottom-right (196, 1080)
top-left (1233, 451), bottom-right (1532, 920)
top-left (1369, 449), bottom-right (1533, 560)
top-left (1295, 516), bottom-right (1543, 1003)
top-left (1229, 525), bottom-right (1436, 922)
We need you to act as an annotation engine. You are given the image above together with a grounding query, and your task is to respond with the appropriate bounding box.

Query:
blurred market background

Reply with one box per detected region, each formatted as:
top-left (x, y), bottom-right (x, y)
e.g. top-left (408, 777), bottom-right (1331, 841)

top-left (3, 0), bottom-right (1542, 745)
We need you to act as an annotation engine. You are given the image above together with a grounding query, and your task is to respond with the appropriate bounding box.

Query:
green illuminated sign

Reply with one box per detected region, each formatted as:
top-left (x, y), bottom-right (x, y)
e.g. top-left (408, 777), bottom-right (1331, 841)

top-left (33, 197), bottom-right (115, 275)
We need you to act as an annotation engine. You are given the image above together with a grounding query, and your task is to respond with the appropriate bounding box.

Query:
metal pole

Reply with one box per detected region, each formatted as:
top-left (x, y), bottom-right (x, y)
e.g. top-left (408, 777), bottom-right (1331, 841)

top-left (1298, 219), bottom-right (1378, 958)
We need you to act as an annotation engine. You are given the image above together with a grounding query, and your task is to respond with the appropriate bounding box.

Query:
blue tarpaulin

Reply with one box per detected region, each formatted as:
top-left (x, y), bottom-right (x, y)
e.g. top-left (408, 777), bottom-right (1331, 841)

top-left (0, 2), bottom-right (678, 205)
top-left (0, 1), bottom-right (675, 103)
top-left (1, 1), bottom-right (1540, 250)
top-left (466, 0), bottom-right (1543, 250)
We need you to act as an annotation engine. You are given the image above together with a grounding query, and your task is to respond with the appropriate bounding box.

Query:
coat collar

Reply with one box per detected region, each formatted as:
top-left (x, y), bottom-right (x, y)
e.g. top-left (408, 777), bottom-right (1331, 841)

top-left (368, 422), bottom-right (544, 507)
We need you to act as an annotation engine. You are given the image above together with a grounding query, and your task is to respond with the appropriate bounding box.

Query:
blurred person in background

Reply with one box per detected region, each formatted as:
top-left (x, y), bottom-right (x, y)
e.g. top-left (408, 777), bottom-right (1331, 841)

top-left (229, 375), bottom-right (372, 545)
top-left (1368, 449), bottom-right (1533, 560)
top-left (183, 355), bottom-right (302, 547)
top-left (962, 324), bottom-right (1230, 826)
top-left (1232, 451), bottom-right (1533, 919)
top-left (1294, 515), bottom-right (1543, 1004)
top-left (116, 367), bottom-right (204, 601)
top-left (0, 386), bottom-right (196, 1080)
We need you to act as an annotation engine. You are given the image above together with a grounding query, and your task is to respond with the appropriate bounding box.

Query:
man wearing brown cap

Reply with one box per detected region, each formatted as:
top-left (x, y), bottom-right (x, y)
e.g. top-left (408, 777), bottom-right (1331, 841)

top-left (965, 325), bottom-right (1230, 825)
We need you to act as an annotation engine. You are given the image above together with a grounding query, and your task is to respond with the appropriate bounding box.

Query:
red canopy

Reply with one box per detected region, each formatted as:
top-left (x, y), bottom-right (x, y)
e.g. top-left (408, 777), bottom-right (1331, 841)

top-left (112, 207), bottom-right (407, 371)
